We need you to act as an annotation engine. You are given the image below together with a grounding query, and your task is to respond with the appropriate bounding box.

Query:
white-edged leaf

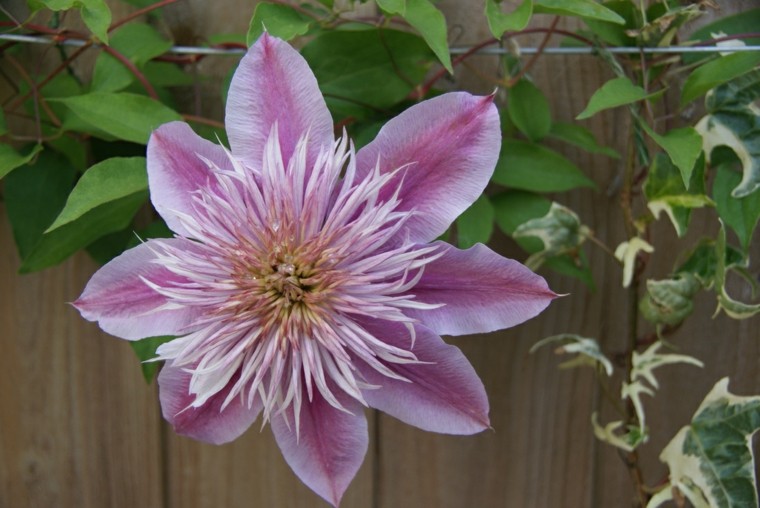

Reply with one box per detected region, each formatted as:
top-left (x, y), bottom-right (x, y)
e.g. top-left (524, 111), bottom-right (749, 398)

top-left (614, 237), bottom-right (654, 288)
top-left (513, 202), bottom-right (590, 270)
top-left (592, 413), bottom-right (636, 452)
top-left (530, 333), bottom-right (612, 376)
top-left (639, 274), bottom-right (701, 327)
top-left (714, 222), bottom-right (760, 319)
top-left (659, 378), bottom-right (760, 508)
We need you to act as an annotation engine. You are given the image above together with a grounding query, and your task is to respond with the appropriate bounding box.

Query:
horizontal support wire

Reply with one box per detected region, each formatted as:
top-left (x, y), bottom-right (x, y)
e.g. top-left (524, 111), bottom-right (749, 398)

top-left (1, 33), bottom-right (759, 56)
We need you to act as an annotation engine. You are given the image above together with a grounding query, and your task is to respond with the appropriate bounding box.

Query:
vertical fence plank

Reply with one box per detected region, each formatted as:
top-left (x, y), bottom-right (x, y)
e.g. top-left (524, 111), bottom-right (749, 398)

top-left (0, 206), bottom-right (165, 508)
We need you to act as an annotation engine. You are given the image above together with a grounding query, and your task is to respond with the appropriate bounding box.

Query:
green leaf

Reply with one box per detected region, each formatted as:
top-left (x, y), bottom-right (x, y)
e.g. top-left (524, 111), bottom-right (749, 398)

top-left (492, 139), bottom-right (596, 192)
top-left (51, 92), bottom-right (182, 144)
top-left (301, 29), bottom-right (433, 114)
top-left (0, 143), bottom-right (42, 180)
top-left (583, 0), bottom-right (637, 46)
top-left (92, 23), bottom-right (173, 92)
top-left (37, 0), bottom-right (111, 43)
top-left (644, 152), bottom-right (711, 237)
top-left (247, 2), bottom-right (313, 45)
top-left (130, 336), bottom-right (174, 382)
top-left (641, 124), bottom-right (703, 188)
top-left (576, 77), bottom-right (662, 120)
top-left (533, 0), bottom-right (624, 24)
top-left (401, 0), bottom-right (452, 73)
top-left (713, 164), bottom-right (760, 253)
top-left (4, 151), bottom-right (77, 260)
top-left (46, 157), bottom-right (147, 232)
top-left (530, 333), bottom-right (613, 376)
top-left (456, 194), bottom-right (494, 249)
top-left (681, 52), bottom-right (760, 107)
top-left (513, 202), bottom-right (590, 270)
top-left (658, 378), bottom-right (760, 508)
top-left (697, 75), bottom-right (760, 198)
top-left (508, 79), bottom-right (551, 142)
top-left (80, 0), bottom-right (112, 43)
top-left (141, 62), bottom-right (196, 87)
top-left (676, 238), bottom-right (744, 288)
top-left (549, 122), bottom-right (619, 158)
top-left (377, 0), bottom-right (406, 15)
top-left (639, 273), bottom-right (701, 326)
top-left (714, 223), bottom-right (760, 319)
top-left (7, 157), bottom-right (149, 273)
top-left (485, 0), bottom-right (532, 39)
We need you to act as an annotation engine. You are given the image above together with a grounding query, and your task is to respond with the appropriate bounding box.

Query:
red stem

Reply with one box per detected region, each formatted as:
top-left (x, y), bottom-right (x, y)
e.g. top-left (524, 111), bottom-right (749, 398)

top-left (108, 0), bottom-right (183, 33)
top-left (101, 45), bottom-right (159, 99)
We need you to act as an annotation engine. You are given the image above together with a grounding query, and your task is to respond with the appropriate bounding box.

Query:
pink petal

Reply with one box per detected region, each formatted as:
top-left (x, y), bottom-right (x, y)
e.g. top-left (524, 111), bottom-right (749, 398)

top-left (271, 387), bottom-right (367, 507)
top-left (356, 92), bottom-right (500, 243)
top-left (147, 121), bottom-right (232, 237)
top-left (226, 33), bottom-right (334, 172)
top-left (73, 239), bottom-right (201, 340)
top-left (357, 318), bottom-right (489, 434)
top-left (158, 362), bottom-right (261, 445)
top-left (407, 242), bottom-right (557, 336)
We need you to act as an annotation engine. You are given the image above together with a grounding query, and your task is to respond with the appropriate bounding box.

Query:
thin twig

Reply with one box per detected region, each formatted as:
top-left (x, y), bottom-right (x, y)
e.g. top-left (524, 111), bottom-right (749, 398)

top-left (506, 16), bottom-right (560, 87)
top-left (108, 0), bottom-right (183, 33)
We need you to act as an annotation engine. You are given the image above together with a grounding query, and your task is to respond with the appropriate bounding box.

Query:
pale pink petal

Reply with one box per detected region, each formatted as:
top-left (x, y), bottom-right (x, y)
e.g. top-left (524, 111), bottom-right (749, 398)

top-left (226, 33), bottom-right (334, 172)
top-left (357, 318), bottom-right (489, 434)
top-left (147, 121), bottom-right (232, 237)
top-left (158, 362), bottom-right (261, 445)
top-left (355, 92), bottom-right (500, 243)
top-left (271, 387), bottom-right (367, 507)
top-left (406, 242), bottom-right (557, 336)
top-left (407, 242), bottom-right (557, 335)
top-left (73, 239), bottom-right (202, 340)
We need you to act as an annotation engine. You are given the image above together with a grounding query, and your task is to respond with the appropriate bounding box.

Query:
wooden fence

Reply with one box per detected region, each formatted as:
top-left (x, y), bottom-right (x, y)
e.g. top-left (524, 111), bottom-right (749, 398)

top-left (1, 1), bottom-right (757, 506)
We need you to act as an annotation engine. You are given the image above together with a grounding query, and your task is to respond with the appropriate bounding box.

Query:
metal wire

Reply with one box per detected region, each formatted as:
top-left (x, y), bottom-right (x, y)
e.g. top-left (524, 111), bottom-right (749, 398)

top-left (1, 33), bottom-right (759, 56)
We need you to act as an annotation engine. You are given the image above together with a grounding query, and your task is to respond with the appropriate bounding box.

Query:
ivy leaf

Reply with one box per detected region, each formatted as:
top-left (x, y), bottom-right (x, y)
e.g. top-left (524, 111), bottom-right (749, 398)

top-left (657, 378), bottom-right (760, 508)
top-left (0, 143), bottom-right (42, 180)
top-left (576, 77), bottom-right (663, 120)
top-left (592, 414), bottom-right (638, 452)
top-left (686, 8), bottom-right (760, 65)
top-left (401, 0), bottom-right (452, 73)
top-left (643, 153), bottom-right (712, 237)
top-left (46, 157), bottom-right (147, 232)
top-left (130, 336), bottom-right (174, 382)
top-left (639, 273), bottom-right (701, 327)
top-left (456, 194), bottom-right (494, 249)
top-left (247, 2), bottom-right (314, 45)
top-left (714, 223), bottom-right (760, 319)
top-left (513, 202), bottom-right (590, 270)
top-left (485, 0), bottom-right (532, 39)
top-left (508, 79), bottom-right (551, 142)
top-left (92, 23), bottom-right (173, 92)
top-left (677, 238), bottom-right (744, 288)
top-left (533, 0), bottom-right (624, 24)
top-left (697, 72), bottom-right (760, 198)
top-left (51, 92), bottom-right (182, 144)
top-left (492, 139), bottom-right (596, 192)
top-left (530, 333), bottom-right (613, 376)
top-left (713, 164), bottom-right (760, 253)
top-left (681, 52), bottom-right (760, 107)
top-left (614, 237), bottom-right (654, 288)
top-left (492, 191), bottom-right (595, 288)
top-left (548, 122), bottom-right (620, 158)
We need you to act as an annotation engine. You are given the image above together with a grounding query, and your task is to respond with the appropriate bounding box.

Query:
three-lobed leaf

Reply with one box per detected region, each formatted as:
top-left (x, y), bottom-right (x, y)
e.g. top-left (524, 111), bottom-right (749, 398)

top-left (656, 378), bottom-right (760, 508)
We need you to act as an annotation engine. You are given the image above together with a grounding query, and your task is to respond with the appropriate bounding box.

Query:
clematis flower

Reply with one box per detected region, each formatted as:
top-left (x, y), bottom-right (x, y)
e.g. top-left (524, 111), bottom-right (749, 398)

top-left (74, 34), bottom-right (556, 506)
